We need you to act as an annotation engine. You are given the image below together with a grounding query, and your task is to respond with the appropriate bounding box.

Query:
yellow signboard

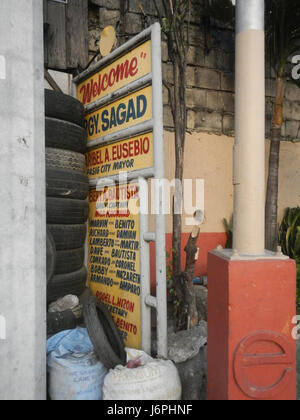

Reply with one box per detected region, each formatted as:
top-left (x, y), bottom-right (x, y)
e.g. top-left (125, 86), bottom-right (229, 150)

top-left (85, 86), bottom-right (152, 143)
top-left (88, 185), bottom-right (141, 349)
top-left (86, 132), bottom-right (154, 179)
top-left (77, 41), bottom-right (151, 106)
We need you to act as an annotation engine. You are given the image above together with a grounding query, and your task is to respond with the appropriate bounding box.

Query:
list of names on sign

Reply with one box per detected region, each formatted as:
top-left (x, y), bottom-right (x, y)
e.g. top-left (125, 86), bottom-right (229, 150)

top-left (88, 184), bottom-right (141, 348)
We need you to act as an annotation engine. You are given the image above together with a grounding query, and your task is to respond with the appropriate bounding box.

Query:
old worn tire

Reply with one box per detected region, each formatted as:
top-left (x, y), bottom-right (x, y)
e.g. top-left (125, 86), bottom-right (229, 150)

top-left (46, 198), bottom-right (89, 225)
top-left (45, 118), bottom-right (86, 154)
top-left (55, 248), bottom-right (85, 275)
top-left (47, 310), bottom-right (81, 337)
top-left (47, 267), bottom-right (87, 304)
top-left (83, 297), bottom-right (127, 370)
top-left (46, 148), bottom-right (86, 173)
top-left (45, 89), bottom-right (85, 127)
top-left (46, 168), bottom-right (89, 200)
top-left (47, 224), bottom-right (87, 251)
top-left (47, 229), bottom-right (56, 285)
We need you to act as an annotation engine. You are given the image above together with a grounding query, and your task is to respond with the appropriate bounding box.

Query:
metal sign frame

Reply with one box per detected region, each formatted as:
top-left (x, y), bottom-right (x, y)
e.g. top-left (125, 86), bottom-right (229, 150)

top-left (48, 0), bottom-right (68, 4)
top-left (73, 23), bottom-right (167, 357)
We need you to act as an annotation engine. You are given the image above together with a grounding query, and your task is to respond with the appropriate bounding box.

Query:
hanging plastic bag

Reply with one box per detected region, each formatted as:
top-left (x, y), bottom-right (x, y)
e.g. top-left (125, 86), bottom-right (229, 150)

top-left (47, 327), bottom-right (107, 400)
top-left (103, 348), bottom-right (182, 400)
top-left (48, 295), bottom-right (80, 313)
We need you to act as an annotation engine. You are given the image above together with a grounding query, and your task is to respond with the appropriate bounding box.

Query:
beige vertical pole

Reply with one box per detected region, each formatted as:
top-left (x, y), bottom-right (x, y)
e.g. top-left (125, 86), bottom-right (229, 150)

top-left (233, 0), bottom-right (265, 255)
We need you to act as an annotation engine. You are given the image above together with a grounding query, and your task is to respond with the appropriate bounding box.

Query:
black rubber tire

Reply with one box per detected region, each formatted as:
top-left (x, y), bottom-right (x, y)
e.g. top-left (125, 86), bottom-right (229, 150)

top-left (46, 168), bottom-right (89, 200)
top-left (45, 117), bottom-right (86, 154)
top-left (46, 198), bottom-right (89, 225)
top-left (46, 229), bottom-right (56, 285)
top-left (83, 296), bottom-right (127, 369)
top-left (46, 148), bottom-right (86, 174)
top-left (47, 224), bottom-right (87, 251)
top-left (47, 267), bottom-right (87, 304)
top-left (45, 89), bottom-right (85, 127)
top-left (55, 248), bottom-right (85, 275)
top-left (47, 310), bottom-right (81, 337)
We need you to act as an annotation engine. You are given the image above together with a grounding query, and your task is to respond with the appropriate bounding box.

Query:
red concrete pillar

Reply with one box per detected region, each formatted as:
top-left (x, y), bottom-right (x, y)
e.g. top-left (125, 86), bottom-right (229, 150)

top-left (207, 251), bottom-right (296, 400)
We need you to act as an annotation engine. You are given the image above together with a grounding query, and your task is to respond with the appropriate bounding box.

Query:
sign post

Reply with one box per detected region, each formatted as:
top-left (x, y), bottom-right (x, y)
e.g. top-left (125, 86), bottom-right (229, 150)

top-left (74, 23), bottom-right (167, 357)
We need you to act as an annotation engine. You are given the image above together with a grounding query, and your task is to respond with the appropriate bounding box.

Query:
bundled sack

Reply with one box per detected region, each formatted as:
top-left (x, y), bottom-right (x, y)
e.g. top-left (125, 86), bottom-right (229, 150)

top-left (47, 327), bottom-right (107, 400)
top-left (103, 348), bottom-right (182, 400)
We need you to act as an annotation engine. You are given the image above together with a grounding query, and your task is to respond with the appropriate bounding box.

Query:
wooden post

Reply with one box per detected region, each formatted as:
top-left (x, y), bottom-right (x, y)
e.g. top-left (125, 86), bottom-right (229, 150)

top-left (183, 225), bottom-right (200, 329)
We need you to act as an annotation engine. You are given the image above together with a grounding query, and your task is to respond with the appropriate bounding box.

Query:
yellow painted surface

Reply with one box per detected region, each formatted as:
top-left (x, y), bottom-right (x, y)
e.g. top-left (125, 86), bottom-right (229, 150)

top-left (88, 186), bottom-right (141, 349)
top-left (276, 140), bottom-right (300, 222)
top-left (86, 132), bottom-right (154, 180)
top-left (77, 41), bottom-right (151, 106)
top-left (85, 86), bottom-right (152, 142)
top-left (154, 131), bottom-right (234, 234)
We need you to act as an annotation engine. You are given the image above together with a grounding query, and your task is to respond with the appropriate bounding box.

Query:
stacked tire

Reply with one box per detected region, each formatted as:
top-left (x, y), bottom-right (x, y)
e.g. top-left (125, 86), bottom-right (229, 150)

top-left (45, 89), bottom-right (89, 307)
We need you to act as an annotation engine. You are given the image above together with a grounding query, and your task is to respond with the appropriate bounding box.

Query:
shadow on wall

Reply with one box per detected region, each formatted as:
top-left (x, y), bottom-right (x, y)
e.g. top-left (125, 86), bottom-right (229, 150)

top-left (150, 232), bottom-right (227, 294)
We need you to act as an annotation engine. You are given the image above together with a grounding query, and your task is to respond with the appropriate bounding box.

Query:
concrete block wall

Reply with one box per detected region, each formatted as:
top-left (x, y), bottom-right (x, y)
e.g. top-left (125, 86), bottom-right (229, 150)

top-left (88, 0), bottom-right (300, 142)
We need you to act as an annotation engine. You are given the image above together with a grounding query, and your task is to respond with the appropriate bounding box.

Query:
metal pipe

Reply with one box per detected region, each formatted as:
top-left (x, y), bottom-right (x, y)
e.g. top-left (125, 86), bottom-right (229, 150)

top-left (233, 0), bottom-right (265, 255)
top-left (87, 119), bottom-right (154, 150)
top-left (89, 167), bottom-right (155, 189)
top-left (236, 0), bottom-right (264, 34)
top-left (144, 232), bottom-right (156, 242)
top-left (152, 23), bottom-right (168, 358)
top-left (139, 177), bottom-right (152, 354)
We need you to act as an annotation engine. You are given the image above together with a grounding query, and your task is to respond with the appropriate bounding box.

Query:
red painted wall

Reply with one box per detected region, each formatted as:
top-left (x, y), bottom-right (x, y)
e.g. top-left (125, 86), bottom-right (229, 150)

top-left (150, 232), bottom-right (227, 293)
top-left (207, 253), bottom-right (296, 400)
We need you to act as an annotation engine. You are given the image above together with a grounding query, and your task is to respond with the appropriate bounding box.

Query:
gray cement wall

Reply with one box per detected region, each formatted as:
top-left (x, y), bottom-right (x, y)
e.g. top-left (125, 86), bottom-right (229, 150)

top-left (0, 0), bottom-right (46, 400)
top-left (88, 0), bottom-right (300, 142)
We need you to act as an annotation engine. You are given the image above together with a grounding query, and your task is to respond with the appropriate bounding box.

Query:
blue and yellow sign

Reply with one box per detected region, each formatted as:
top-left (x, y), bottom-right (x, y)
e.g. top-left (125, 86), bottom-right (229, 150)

top-left (85, 86), bottom-right (152, 143)
top-left (86, 132), bottom-right (154, 179)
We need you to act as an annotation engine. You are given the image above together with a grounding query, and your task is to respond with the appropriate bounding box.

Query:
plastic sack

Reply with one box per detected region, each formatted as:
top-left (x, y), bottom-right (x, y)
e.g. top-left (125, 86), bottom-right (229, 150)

top-left (103, 348), bottom-right (182, 401)
top-left (48, 295), bottom-right (79, 313)
top-left (47, 327), bottom-right (107, 400)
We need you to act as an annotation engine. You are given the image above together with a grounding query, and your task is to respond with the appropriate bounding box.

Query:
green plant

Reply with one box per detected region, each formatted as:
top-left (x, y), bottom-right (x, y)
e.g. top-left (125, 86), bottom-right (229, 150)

top-left (279, 207), bottom-right (300, 258)
top-left (279, 207), bottom-right (300, 305)
top-left (223, 215), bottom-right (233, 249)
